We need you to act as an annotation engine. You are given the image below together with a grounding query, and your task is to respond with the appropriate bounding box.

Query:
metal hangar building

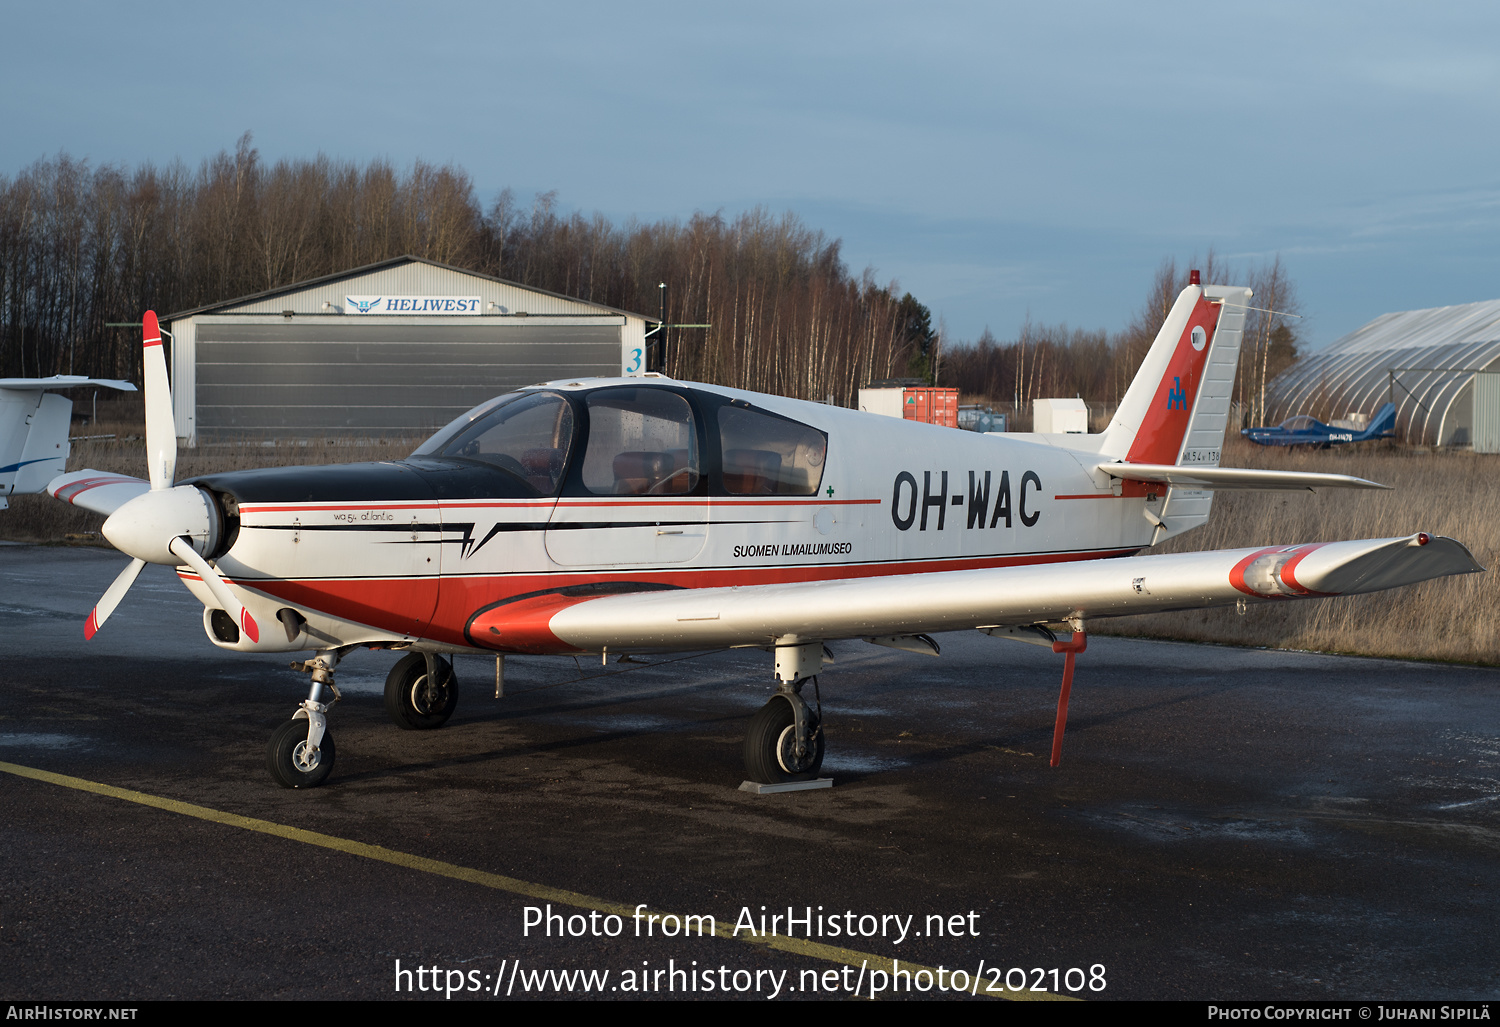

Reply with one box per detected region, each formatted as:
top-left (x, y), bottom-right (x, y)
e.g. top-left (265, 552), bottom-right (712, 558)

top-left (164, 256), bottom-right (652, 445)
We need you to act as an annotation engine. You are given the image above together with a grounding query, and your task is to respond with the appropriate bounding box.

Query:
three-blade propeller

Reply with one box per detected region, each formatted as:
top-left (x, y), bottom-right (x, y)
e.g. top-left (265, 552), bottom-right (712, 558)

top-left (84, 312), bottom-right (258, 642)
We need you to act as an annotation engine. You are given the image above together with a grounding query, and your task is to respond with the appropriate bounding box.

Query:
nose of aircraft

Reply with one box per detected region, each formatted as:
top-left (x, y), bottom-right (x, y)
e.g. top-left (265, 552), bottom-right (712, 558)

top-left (83, 310), bottom-right (260, 643)
top-left (101, 484), bottom-right (217, 564)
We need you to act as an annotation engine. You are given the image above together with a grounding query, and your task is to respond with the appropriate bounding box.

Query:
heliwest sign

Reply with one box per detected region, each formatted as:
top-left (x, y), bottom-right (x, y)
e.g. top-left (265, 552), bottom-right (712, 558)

top-left (345, 296), bottom-right (482, 315)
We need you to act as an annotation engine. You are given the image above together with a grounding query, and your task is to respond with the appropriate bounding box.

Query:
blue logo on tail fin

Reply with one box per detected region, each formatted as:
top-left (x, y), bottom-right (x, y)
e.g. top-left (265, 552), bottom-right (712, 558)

top-left (1166, 376), bottom-right (1187, 411)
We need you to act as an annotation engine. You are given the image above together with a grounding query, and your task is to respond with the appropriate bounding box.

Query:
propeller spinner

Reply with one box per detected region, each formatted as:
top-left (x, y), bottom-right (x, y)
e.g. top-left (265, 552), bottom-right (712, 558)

top-left (86, 311), bottom-right (259, 642)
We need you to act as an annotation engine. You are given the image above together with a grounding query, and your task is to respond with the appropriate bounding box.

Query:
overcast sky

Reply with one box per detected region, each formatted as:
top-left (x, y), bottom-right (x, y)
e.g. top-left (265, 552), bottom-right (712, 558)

top-left (4, 1), bottom-right (1497, 349)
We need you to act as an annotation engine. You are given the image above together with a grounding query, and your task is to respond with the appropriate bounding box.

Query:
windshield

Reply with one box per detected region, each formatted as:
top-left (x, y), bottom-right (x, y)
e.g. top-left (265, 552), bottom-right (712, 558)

top-left (411, 391), bottom-right (576, 494)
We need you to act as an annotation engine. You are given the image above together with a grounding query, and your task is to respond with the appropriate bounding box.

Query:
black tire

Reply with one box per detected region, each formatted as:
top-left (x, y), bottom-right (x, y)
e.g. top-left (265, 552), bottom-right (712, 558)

top-left (266, 719), bottom-right (335, 789)
top-left (743, 697), bottom-right (824, 784)
top-left (384, 653), bottom-right (458, 730)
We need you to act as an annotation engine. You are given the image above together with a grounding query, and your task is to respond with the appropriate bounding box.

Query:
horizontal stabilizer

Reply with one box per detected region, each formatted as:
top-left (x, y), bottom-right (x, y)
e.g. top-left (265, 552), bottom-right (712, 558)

top-left (48, 469), bottom-right (151, 516)
top-left (476, 534), bottom-right (1481, 653)
top-left (1098, 463), bottom-right (1390, 491)
top-left (0, 376), bottom-right (136, 392)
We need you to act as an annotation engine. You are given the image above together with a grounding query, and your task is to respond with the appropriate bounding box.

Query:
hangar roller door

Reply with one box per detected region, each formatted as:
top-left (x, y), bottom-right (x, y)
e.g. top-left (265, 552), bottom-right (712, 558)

top-left (194, 322), bottom-right (621, 438)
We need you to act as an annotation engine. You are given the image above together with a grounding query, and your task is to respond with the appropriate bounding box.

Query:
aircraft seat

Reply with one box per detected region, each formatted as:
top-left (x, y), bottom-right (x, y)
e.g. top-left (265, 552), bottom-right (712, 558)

top-left (612, 451), bottom-right (671, 494)
top-left (723, 448), bottom-right (782, 494)
top-left (653, 448), bottom-right (698, 494)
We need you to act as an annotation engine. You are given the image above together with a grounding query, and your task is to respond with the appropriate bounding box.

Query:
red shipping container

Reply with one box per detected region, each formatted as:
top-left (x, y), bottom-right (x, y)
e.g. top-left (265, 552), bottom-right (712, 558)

top-left (901, 387), bottom-right (959, 427)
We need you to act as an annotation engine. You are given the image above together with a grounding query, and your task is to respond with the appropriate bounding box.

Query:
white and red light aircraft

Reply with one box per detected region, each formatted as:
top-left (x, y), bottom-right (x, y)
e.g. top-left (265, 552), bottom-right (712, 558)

top-left (49, 278), bottom-right (1482, 788)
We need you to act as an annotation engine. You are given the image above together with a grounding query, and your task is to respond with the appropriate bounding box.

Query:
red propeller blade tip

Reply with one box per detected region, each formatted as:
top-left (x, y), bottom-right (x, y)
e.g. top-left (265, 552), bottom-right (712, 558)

top-left (143, 311), bottom-right (161, 347)
top-left (241, 610), bottom-right (259, 644)
top-left (84, 609), bottom-right (99, 640)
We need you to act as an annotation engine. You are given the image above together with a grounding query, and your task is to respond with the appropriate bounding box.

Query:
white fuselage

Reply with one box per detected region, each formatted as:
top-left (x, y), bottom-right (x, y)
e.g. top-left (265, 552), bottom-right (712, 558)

top-left (190, 382), bottom-right (1167, 655)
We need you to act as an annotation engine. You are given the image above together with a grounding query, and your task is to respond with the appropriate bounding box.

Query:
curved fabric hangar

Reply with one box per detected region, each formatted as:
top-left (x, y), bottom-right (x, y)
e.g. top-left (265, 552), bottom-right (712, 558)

top-left (1266, 297), bottom-right (1500, 449)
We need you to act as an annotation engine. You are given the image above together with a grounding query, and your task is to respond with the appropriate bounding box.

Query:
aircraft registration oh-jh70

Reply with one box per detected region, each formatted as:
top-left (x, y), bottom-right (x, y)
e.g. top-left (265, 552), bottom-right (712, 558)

top-left (49, 277), bottom-right (1483, 788)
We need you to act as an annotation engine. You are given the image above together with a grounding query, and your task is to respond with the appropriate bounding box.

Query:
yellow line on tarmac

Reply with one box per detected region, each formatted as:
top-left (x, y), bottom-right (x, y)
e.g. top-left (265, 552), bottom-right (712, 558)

top-left (0, 760), bottom-right (1077, 1001)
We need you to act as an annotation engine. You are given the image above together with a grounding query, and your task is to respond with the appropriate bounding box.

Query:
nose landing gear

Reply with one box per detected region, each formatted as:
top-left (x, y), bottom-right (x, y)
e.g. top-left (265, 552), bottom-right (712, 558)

top-left (267, 649), bottom-right (343, 788)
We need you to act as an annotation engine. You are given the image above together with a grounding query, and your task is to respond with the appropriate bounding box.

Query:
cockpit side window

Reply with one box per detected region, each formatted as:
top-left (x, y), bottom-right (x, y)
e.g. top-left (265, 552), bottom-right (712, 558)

top-left (424, 390), bottom-right (575, 494)
top-left (581, 389), bottom-right (700, 496)
top-left (717, 405), bottom-right (826, 495)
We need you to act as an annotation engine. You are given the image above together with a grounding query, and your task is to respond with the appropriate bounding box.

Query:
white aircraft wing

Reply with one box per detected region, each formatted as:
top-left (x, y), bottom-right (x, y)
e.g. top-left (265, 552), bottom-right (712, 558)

top-left (48, 469), bottom-right (151, 517)
top-left (494, 534), bottom-right (1481, 652)
top-left (1099, 462), bottom-right (1390, 491)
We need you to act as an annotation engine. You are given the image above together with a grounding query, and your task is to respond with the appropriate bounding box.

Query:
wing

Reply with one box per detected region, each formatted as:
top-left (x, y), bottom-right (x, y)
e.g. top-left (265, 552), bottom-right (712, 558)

top-left (475, 534), bottom-right (1482, 653)
top-left (48, 469), bottom-right (151, 516)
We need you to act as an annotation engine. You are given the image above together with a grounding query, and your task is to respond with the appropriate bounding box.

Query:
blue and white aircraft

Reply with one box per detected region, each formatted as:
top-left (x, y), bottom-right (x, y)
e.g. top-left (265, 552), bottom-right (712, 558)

top-left (1242, 403), bottom-right (1397, 448)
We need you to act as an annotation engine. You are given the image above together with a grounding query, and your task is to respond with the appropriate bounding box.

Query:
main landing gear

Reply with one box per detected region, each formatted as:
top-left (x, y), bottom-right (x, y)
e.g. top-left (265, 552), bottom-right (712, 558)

top-left (383, 653), bottom-right (459, 730)
top-left (267, 649), bottom-right (343, 788)
top-left (738, 625), bottom-right (1090, 785)
top-left (743, 638), bottom-right (827, 785)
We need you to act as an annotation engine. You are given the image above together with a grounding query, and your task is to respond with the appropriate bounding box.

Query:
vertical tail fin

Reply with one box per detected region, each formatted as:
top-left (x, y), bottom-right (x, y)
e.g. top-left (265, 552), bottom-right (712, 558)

top-left (1100, 283), bottom-right (1252, 466)
top-left (7, 392), bottom-right (72, 497)
top-left (1099, 280), bottom-right (1251, 545)
top-left (1364, 402), bottom-right (1396, 440)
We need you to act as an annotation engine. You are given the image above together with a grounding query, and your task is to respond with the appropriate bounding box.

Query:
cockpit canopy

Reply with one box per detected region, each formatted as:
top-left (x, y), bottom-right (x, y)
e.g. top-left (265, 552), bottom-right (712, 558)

top-left (412, 385), bottom-right (827, 498)
top-left (1277, 415), bottom-right (1322, 432)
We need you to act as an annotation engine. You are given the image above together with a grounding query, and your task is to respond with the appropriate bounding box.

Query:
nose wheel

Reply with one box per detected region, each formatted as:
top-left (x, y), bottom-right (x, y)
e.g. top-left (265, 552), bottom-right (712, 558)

top-left (267, 719), bottom-right (336, 788)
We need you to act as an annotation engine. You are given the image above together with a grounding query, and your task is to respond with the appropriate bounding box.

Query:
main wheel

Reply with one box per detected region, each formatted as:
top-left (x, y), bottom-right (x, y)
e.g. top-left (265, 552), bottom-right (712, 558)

top-left (266, 719), bottom-right (336, 788)
top-left (743, 697), bottom-right (824, 784)
top-left (384, 653), bottom-right (459, 730)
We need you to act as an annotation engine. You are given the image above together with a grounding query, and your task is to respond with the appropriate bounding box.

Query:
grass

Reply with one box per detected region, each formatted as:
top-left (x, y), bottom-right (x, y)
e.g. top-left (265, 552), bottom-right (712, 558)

top-left (6, 402), bottom-right (1493, 664)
